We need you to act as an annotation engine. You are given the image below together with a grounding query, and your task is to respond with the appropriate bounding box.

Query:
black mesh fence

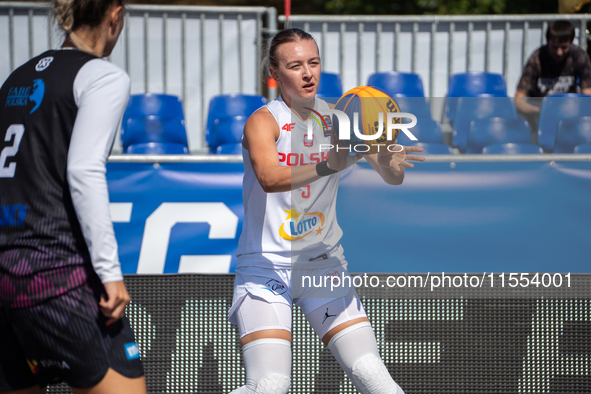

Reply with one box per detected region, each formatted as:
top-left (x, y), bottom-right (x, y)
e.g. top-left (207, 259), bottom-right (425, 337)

top-left (47, 274), bottom-right (591, 394)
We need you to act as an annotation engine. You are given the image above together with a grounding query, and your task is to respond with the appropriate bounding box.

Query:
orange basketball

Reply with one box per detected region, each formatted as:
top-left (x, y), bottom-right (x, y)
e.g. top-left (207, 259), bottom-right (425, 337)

top-left (334, 86), bottom-right (401, 154)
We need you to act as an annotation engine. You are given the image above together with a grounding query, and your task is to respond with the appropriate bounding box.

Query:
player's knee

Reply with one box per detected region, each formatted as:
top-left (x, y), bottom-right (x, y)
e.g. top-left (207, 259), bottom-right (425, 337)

top-left (351, 354), bottom-right (404, 394)
top-left (254, 373), bottom-right (290, 394)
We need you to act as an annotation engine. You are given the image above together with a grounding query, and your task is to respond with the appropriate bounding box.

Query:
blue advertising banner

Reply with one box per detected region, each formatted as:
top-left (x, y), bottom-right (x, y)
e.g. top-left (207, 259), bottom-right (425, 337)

top-left (107, 162), bottom-right (244, 274)
top-left (106, 160), bottom-right (591, 274)
top-left (338, 161), bottom-right (591, 273)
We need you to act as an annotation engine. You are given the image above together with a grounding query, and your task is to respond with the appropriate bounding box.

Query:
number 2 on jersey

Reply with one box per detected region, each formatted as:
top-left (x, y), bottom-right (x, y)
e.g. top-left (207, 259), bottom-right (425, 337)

top-left (0, 125), bottom-right (25, 178)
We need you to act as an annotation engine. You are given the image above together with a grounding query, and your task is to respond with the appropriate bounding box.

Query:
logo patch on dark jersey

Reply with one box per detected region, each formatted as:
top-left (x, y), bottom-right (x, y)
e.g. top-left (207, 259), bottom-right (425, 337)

top-left (5, 79), bottom-right (45, 114)
top-left (27, 359), bottom-right (39, 375)
top-left (0, 204), bottom-right (27, 226)
top-left (124, 342), bottom-right (140, 360)
top-left (35, 57), bottom-right (54, 72)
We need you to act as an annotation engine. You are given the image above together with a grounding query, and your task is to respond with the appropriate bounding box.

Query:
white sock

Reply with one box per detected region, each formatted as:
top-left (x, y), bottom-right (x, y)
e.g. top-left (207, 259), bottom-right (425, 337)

top-left (229, 338), bottom-right (291, 394)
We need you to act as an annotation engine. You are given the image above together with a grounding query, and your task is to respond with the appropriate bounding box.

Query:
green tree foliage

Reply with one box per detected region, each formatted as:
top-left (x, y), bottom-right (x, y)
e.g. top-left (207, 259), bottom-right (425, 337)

top-left (299, 0), bottom-right (563, 14)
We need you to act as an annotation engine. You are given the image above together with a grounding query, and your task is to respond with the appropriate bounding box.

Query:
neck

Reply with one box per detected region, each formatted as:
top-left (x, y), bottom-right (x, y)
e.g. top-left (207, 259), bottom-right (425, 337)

top-left (282, 93), bottom-right (315, 121)
top-left (62, 27), bottom-right (104, 57)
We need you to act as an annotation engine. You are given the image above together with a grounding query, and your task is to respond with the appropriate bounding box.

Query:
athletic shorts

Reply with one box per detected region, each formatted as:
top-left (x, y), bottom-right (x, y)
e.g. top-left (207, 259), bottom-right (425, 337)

top-left (228, 262), bottom-right (362, 326)
top-left (0, 285), bottom-right (144, 390)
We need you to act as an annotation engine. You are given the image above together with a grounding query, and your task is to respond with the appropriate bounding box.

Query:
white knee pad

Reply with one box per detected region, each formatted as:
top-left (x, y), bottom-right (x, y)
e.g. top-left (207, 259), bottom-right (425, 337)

top-left (328, 322), bottom-right (405, 394)
top-left (254, 373), bottom-right (290, 394)
top-left (351, 354), bottom-right (402, 394)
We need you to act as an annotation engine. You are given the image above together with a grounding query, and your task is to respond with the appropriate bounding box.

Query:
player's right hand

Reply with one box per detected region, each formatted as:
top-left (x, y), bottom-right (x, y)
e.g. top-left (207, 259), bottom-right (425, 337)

top-left (327, 129), bottom-right (357, 172)
top-left (99, 280), bottom-right (131, 326)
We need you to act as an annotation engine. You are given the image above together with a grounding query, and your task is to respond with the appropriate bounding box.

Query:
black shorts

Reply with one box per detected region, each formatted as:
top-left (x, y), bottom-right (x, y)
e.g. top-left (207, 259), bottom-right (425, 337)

top-left (0, 285), bottom-right (144, 390)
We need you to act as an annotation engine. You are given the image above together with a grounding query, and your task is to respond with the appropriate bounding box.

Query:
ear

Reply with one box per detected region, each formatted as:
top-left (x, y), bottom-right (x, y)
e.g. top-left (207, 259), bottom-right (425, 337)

top-left (108, 5), bottom-right (124, 28)
top-left (269, 67), bottom-right (280, 84)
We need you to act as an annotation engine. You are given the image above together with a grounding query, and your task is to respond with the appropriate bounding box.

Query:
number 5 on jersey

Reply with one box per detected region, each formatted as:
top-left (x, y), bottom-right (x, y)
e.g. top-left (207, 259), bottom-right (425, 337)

top-left (0, 125), bottom-right (25, 178)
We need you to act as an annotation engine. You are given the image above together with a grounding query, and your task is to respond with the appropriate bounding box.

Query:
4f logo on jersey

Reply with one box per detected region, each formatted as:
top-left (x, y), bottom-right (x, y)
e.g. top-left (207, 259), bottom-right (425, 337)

top-left (282, 123), bottom-right (296, 132)
top-left (5, 79), bottom-right (45, 114)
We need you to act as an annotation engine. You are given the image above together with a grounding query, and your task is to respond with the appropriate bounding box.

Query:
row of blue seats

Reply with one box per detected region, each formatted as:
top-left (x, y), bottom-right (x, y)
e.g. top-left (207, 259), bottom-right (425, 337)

top-left (203, 94), bottom-right (591, 155)
top-left (119, 73), bottom-right (591, 154)
top-left (120, 71), bottom-right (501, 154)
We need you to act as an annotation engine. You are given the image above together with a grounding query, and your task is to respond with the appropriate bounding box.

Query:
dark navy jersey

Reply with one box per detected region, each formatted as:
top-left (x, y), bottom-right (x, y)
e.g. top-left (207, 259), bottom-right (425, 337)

top-left (0, 50), bottom-right (127, 308)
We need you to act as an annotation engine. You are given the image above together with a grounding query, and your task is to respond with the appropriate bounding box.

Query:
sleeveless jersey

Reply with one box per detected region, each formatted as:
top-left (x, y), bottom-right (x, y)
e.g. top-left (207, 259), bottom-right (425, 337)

top-left (236, 96), bottom-right (345, 269)
top-left (0, 50), bottom-right (107, 307)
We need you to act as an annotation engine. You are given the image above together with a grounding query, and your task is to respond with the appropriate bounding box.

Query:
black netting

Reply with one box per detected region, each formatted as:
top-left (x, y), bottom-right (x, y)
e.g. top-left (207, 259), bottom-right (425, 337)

top-left (47, 274), bottom-right (591, 394)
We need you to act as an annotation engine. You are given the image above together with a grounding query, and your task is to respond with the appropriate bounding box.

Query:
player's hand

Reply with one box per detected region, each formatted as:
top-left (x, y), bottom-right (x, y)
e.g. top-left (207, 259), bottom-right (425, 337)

top-left (99, 280), bottom-right (131, 326)
top-left (377, 143), bottom-right (425, 172)
top-left (326, 130), bottom-right (359, 172)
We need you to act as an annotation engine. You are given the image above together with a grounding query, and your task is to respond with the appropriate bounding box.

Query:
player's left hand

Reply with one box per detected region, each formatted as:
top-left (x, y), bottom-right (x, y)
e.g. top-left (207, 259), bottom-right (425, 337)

top-left (100, 280), bottom-right (132, 326)
top-left (377, 142), bottom-right (425, 172)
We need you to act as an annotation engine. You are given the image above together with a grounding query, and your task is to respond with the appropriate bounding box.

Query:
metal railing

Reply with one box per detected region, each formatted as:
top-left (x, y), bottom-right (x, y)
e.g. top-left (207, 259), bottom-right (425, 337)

top-left (0, 2), bottom-right (277, 151)
top-left (282, 14), bottom-right (590, 99)
top-left (2, 4), bottom-right (590, 151)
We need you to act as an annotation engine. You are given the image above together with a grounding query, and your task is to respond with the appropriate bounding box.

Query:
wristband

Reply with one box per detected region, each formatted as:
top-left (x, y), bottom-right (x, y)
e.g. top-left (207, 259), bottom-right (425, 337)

top-left (316, 160), bottom-right (338, 176)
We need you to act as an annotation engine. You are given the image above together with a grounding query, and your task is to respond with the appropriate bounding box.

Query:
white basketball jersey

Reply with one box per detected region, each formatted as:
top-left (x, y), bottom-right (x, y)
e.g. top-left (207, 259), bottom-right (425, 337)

top-left (237, 96), bottom-right (345, 269)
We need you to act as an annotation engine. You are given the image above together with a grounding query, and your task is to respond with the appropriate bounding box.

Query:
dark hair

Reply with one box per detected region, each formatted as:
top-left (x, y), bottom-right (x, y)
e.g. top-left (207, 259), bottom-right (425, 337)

top-left (264, 28), bottom-right (319, 72)
top-left (53, 0), bottom-right (124, 33)
top-left (546, 21), bottom-right (575, 43)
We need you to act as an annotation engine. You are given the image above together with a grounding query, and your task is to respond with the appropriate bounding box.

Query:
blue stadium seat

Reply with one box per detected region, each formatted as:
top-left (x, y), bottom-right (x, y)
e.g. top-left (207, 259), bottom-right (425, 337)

top-left (445, 72), bottom-right (508, 124)
top-left (396, 118), bottom-right (444, 144)
top-left (482, 143), bottom-right (543, 154)
top-left (123, 116), bottom-right (188, 152)
top-left (412, 142), bottom-right (454, 154)
top-left (367, 71), bottom-right (425, 97)
top-left (466, 117), bottom-right (532, 154)
top-left (452, 97), bottom-right (517, 152)
top-left (215, 143), bottom-right (243, 155)
top-left (393, 97), bottom-right (433, 120)
top-left (574, 143), bottom-right (591, 153)
top-left (368, 72), bottom-right (432, 119)
top-left (126, 142), bottom-right (189, 154)
top-left (316, 72), bottom-right (343, 103)
top-left (210, 116), bottom-right (247, 153)
top-left (537, 94), bottom-right (591, 152)
top-left (206, 94), bottom-right (266, 147)
top-left (554, 116), bottom-right (591, 153)
top-left (123, 94), bottom-right (184, 127)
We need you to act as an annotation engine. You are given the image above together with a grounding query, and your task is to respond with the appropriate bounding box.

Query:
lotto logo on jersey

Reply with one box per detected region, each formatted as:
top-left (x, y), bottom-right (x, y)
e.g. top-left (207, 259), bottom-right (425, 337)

top-left (5, 79), bottom-right (45, 114)
top-left (282, 123), bottom-right (296, 132)
top-left (278, 207), bottom-right (325, 241)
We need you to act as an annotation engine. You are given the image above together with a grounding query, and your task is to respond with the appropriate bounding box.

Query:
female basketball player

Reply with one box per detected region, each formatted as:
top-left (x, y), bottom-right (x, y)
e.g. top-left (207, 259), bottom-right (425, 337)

top-left (0, 0), bottom-right (146, 393)
top-left (229, 28), bottom-right (424, 394)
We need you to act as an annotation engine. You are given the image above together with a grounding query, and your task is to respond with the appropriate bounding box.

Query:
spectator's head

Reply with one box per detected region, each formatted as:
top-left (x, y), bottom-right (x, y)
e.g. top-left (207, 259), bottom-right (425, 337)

top-left (546, 21), bottom-right (576, 62)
